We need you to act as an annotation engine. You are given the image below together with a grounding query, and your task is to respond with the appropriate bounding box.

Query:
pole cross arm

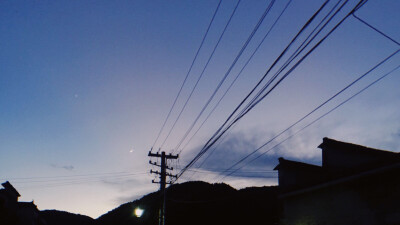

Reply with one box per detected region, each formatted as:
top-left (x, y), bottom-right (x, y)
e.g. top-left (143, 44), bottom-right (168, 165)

top-left (149, 160), bottom-right (161, 167)
top-left (166, 173), bottom-right (177, 178)
top-left (148, 151), bottom-right (162, 157)
top-left (165, 153), bottom-right (179, 159)
top-left (150, 170), bottom-right (162, 175)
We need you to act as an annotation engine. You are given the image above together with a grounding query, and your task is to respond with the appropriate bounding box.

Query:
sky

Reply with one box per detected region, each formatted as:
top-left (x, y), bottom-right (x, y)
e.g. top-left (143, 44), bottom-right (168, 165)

top-left (1, 0), bottom-right (399, 218)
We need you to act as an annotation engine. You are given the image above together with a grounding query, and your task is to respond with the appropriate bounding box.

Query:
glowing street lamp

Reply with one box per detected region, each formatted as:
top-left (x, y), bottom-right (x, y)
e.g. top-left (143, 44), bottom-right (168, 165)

top-left (134, 207), bottom-right (144, 218)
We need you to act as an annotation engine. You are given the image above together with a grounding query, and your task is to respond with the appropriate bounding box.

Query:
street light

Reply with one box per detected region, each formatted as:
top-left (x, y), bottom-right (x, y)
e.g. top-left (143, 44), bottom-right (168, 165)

top-left (134, 207), bottom-right (144, 218)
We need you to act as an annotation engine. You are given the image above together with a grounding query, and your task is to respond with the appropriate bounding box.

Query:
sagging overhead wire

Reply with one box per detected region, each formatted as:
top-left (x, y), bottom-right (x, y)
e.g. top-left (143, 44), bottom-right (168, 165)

top-left (176, 0), bottom-right (369, 182)
top-left (198, 0), bottom-right (334, 157)
top-left (159, 0), bottom-right (242, 150)
top-left (222, 62), bottom-right (400, 180)
top-left (1, 171), bottom-right (133, 180)
top-left (208, 6), bottom-right (400, 178)
top-left (172, 0), bottom-right (277, 153)
top-left (151, 0), bottom-right (223, 150)
top-left (191, 0), bottom-right (344, 173)
top-left (175, 0), bottom-right (332, 180)
top-left (9, 172), bottom-right (148, 184)
top-left (219, 49), bottom-right (400, 179)
top-left (9, 172), bottom-right (150, 189)
top-left (205, 0), bottom-right (366, 164)
top-left (351, 14), bottom-right (400, 46)
top-left (178, 0), bottom-right (294, 154)
top-left (234, 0), bottom-right (346, 121)
top-left (208, 0), bottom-right (352, 153)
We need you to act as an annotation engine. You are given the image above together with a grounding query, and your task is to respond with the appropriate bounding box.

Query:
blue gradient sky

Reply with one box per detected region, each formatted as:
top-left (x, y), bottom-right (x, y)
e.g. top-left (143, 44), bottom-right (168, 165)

top-left (1, 0), bottom-right (399, 218)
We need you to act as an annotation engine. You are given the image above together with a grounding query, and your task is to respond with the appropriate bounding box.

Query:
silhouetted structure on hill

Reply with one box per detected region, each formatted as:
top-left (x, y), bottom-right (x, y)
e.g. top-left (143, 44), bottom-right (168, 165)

top-left (274, 137), bottom-right (400, 225)
top-left (0, 181), bottom-right (45, 225)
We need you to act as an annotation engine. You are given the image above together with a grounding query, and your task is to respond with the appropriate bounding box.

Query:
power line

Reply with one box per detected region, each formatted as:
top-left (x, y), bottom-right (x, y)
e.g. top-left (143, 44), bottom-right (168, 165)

top-left (175, 0), bottom-right (333, 181)
top-left (159, 0), bottom-right (242, 150)
top-left (173, 0), bottom-right (276, 153)
top-left (179, 0), bottom-right (294, 154)
top-left (8, 172), bottom-right (148, 184)
top-left (151, 0), bottom-right (223, 150)
top-left (221, 53), bottom-right (400, 179)
top-left (178, 0), bottom-right (370, 182)
top-left (1, 171), bottom-right (133, 180)
top-left (235, 0), bottom-right (345, 121)
top-left (12, 172), bottom-right (150, 189)
top-left (191, 0), bottom-right (345, 172)
top-left (217, 0), bottom-right (353, 146)
top-left (181, 0), bottom-right (346, 177)
top-left (352, 14), bottom-right (400, 46)
top-left (216, 1), bottom-right (367, 160)
top-left (226, 62), bottom-right (400, 179)
top-left (183, 123), bottom-right (239, 182)
top-left (217, 0), bottom-right (372, 176)
top-left (200, 0), bottom-right (333, 155)
top-left (186, 168), bottom-right (277, 173)
top-left (201, 0), bottom-right (365, 167)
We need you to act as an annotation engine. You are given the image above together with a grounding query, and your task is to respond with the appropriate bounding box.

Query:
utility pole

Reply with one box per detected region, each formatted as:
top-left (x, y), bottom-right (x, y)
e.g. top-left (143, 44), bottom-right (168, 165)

top-left (149, 151), bottom-right (178, 225)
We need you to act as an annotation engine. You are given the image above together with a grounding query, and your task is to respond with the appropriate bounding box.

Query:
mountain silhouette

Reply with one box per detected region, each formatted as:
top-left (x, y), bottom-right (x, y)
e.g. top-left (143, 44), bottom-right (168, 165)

top-left (96, 181), bottom-right (279, 225)
top-left (40, 210), bottom-right (95, 225)
top-left (37, 181), bottom-right (278, 225)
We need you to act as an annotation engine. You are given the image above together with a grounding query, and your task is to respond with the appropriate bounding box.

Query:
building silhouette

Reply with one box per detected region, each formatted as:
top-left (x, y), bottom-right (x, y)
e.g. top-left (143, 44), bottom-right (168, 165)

top-left (274, 137), bottom-right (400, 225)
top-left (0, 181), bottom-right (45, 225)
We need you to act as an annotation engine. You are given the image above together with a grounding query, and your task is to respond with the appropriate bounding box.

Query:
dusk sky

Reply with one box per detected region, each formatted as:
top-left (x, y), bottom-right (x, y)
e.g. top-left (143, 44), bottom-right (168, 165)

top-left (1, 0), bottom-right (399, 218)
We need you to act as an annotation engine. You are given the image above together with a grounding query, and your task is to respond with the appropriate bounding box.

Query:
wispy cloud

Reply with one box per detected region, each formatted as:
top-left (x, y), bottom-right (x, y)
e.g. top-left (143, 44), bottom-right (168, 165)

top-left (182, 131), bottom-right (281, 175)
top-left (50, 163), bottom-right (74, 171)
top-left (181, 127), bottom-right (325, 179)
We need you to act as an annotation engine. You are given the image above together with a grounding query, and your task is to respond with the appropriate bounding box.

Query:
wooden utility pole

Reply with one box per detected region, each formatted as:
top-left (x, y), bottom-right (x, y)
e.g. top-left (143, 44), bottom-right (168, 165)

top-left (149, 151), bottom-right (178, 225)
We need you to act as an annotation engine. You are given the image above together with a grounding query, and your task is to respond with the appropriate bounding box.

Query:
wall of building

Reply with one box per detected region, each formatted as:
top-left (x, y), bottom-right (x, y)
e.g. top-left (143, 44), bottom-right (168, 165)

top-left (16, 205), bottom-right (40, 225)
top-left (278, 168), bottom-right (323, 192)
top-left (320, 140), bottom-right (398, 174)
top-left (280, 167), bottom-right (400, 225)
